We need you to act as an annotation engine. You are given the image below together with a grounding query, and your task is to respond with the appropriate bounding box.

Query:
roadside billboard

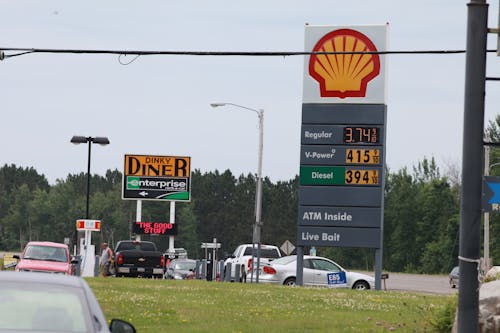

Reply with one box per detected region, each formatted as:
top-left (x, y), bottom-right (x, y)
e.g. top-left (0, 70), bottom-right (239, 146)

top-left (122, 154), bottom-right (191, 201)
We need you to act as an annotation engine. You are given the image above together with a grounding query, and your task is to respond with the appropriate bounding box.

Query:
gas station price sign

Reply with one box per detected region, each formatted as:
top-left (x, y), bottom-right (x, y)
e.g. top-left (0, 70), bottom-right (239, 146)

top-left (300, 166), bottom-right (380, 186)
top-left (345, 148), bottom-right (380, 164)
top-left (345, 169), bottom-right (379, 185)
top-left (343, 126), bottom-right (380, 144)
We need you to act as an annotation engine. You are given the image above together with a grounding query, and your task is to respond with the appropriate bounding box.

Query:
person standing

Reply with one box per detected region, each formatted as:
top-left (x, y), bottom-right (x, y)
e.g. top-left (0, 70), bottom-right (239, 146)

top-left (99, 243), bottom-right (113, 277)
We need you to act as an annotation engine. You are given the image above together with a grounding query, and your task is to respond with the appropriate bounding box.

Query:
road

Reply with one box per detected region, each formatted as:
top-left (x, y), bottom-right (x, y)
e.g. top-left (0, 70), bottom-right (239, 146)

top-left (357, 271), bottom-right (457, 294)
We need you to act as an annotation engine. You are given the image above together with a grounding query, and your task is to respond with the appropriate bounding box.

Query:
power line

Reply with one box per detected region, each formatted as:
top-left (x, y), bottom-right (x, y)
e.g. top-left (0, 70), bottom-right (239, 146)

top-left (0, 47), bottom-right (499, 60)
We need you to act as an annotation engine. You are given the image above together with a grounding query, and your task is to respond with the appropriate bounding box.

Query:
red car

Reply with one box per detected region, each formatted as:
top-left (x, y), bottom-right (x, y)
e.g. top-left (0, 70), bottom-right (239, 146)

top-left (14, 241), bottom-right (76, 275)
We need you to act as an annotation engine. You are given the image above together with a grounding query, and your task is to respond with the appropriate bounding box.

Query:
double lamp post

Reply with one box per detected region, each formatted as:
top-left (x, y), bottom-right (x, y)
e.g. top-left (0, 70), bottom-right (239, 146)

top-left (70, 135), bottom-right (110, 255)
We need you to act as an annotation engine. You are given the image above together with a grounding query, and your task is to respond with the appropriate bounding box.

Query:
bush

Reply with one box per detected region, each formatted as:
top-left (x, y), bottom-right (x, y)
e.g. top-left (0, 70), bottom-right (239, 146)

top-left (430, 294), bottom-right (458, 333)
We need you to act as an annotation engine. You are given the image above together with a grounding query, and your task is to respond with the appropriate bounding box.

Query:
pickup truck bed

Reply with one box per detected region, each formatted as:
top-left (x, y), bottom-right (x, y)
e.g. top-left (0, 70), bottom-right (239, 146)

top-left (114, 240), bottom-right (164, 278)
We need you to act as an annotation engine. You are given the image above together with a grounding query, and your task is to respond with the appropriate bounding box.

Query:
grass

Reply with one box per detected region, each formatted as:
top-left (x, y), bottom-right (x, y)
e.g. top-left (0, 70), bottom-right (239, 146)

top-left (87, 278), bottom-right (453, 333)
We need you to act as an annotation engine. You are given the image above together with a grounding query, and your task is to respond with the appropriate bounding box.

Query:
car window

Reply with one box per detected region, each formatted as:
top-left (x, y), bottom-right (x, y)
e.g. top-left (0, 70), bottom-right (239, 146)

top-left (140, 243), bottom-right (156, 251)
top-left (303, 259), bottom-right (314, 269)
top-left (24, 245), bottom-right (67, 262)
top-left (0, 283), bottom-right (91, 332)
top-left (234, 246), bottom-right (243, 257)
top-left (175, 262), bottom-right (196, 270)
top-left (242, 247), bottom-right (280, 258)
top-left (311, 259), bottom-right (340, 272)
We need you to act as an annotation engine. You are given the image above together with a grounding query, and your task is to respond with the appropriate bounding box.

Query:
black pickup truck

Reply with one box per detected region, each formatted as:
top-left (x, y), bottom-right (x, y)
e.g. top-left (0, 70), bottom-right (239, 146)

top-left (114, 240), bottom-right (164, 278)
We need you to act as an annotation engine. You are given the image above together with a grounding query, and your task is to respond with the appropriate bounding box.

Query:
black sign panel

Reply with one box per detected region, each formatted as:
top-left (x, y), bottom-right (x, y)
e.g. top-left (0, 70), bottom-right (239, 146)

top-left (133, 222), bottom-right (178, 235)
top-left (297, 226), bottom-right (381, 248)
top-left (298, 206), bottom-right (381, 227)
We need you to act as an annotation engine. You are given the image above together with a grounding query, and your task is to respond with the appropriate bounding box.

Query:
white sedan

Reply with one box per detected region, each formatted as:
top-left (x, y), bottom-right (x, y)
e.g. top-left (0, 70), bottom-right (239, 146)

top-left (258, 255), bottom-right (374, 290)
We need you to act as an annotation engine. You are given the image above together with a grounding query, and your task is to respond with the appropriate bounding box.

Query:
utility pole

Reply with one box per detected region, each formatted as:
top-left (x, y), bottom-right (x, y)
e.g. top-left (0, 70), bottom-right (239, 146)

top-left (458, 1), bottom-right (488, 332)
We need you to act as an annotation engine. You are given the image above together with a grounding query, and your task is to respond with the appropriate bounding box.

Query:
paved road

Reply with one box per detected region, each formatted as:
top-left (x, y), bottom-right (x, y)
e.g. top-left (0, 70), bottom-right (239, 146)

top-left (381, 272), bottom-right (457, 294)
top-left (355, 271), bottom-right (457, 294)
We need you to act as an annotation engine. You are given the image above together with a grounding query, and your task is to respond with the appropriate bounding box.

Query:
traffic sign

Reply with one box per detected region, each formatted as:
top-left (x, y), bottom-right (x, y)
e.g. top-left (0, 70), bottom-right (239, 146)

top-left (122, 154), bottom-right (191, 201)
top-left (281, 240), bottom-right (295, 255)
top-left (482, 176), bottom-right (500, 212)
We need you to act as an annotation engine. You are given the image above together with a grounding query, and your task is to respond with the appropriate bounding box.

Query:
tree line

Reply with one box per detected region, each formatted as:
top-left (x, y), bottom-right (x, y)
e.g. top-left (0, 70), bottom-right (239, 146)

top-left (3, 113), bottom-right (500, 274)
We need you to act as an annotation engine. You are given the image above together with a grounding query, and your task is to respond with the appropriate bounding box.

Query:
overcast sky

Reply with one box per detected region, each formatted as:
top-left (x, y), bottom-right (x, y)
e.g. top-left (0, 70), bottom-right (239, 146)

top-left (1, 0), bottom-right (500, 184)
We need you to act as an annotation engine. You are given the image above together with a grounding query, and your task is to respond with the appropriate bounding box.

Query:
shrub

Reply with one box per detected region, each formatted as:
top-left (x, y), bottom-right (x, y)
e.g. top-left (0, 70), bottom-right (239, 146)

top-left (430, 294), bottom-right (458, 333)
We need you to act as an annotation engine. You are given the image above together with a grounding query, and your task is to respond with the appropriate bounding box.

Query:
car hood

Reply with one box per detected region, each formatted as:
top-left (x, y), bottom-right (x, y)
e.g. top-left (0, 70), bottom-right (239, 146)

top-left (16, 259), bottom-right (70, 273)
top-left (346, 271), bottom-right (375, 284)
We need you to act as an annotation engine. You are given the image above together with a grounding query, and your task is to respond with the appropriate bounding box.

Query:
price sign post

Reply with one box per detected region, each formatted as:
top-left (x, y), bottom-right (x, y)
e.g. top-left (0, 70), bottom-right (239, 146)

top-left (297, 24), bottom-right (388, 290)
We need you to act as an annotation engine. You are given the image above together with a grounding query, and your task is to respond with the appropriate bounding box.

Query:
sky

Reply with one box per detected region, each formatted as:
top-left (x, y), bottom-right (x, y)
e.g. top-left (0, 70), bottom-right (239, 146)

top-left (1, 0), bottom-right (500, 184)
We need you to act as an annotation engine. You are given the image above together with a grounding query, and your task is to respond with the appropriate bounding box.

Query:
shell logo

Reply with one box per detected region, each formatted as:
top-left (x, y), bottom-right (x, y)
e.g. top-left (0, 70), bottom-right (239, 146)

top-left (309, 29), bottom-right (380, 99)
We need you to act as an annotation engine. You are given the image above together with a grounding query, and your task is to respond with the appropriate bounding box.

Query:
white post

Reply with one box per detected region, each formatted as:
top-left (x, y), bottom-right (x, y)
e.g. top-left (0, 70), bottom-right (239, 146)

top-left (136, 200), bottom-right (142, 241)
top-left (169, 201), bottom-right (176, 253)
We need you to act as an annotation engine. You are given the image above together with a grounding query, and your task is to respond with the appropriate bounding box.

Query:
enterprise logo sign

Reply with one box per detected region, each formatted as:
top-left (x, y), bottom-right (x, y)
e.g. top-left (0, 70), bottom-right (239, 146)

top-left (127, 176), bottom-right (188, 192)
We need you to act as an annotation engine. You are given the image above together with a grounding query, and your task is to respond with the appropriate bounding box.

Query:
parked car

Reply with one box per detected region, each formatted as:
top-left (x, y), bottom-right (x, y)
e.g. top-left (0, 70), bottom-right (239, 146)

top-left (14, 241), bottom-right (77, 275)
top-left (164, 248), bottom-right (188, 260)
top-left (165, 259), bottom-right (196, 280)
top-left (0, 271), bottom-right (135, 332)
top-left (449, 266), bottom-right (459, 288)
top-left (258, 255), bottom-right (375, 290)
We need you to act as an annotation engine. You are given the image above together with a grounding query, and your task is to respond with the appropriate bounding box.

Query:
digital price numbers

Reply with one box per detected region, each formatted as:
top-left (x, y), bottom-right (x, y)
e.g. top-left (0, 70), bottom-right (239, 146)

top-left (346, 149), bottom-right (381, 164)
top-left (343, 126), bottom-right (380, 144)
top-left (300, 166), bottom-right (380, 186)
top-left (345, 169), bottom-right (379, 185)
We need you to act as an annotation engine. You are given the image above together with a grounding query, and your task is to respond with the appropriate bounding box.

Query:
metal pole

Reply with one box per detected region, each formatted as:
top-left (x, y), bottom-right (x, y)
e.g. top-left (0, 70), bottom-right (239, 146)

top-left (459, 1), bottom-right (488, 332)
top-left (86, 139), bottom-right (91, 219)
top-left (254, 110), bottom-right (263, 283)
top-left (210, 103), bottom-right (264, 283)
top-left (484, 145), bottom-right (490, 272)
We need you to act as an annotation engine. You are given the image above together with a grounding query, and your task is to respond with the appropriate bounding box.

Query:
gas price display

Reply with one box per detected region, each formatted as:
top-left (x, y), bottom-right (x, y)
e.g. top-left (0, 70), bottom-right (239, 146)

top-left (345, 149), bottom-right (381, 164)
top-left (343, 126), bottom-right (380, 144)
top-left (345, 169), bottom-right (379, 185)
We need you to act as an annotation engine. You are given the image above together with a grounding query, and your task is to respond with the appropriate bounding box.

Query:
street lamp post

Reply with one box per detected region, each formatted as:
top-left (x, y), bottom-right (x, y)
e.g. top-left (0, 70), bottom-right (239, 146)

top-left (210, 102), bottom-right (264, 283)
top-left (70, 136), bottom-right (110, 255)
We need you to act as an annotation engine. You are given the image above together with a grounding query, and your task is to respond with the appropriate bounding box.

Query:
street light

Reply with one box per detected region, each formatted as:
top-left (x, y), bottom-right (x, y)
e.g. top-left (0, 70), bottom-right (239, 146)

top-left (210, 102), bottom-right (264, 283)
top-left (70, 135), bottom-right (110, 255)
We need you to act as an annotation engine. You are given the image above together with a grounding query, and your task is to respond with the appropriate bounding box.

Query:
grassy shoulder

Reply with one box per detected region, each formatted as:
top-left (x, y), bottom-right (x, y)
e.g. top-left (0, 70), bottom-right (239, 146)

top-left (87, 278), bottom-right (454, 333)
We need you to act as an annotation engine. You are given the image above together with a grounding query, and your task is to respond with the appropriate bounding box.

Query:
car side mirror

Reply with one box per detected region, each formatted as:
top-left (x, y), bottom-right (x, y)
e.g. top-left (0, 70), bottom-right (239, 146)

top-left (109, 319), bottom-right (136, 333)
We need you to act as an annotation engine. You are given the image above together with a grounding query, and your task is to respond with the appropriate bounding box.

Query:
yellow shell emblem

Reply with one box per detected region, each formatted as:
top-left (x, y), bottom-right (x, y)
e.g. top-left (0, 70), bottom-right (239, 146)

top-left (309, 29), bottom-right (380, 98)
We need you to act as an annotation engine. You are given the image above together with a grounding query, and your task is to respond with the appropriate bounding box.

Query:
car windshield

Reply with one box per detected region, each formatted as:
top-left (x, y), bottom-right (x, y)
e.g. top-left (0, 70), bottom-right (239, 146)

top-left (174, 262), bottom-right (195, 270)
top-left (0, 283), bottom-right (91, 332)
top-left (24, 245), bottom-right (68, 262)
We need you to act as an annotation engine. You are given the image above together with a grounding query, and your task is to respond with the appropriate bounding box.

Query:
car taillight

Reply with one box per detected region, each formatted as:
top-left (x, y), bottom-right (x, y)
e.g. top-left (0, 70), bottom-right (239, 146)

top-left (248, 258), bottom-right (253, 271)
top-left (160, 256), bottom-right (165, 267)
top-left (117, 254), bottom-right (123, 265)
top-left (263, 266), bottom-right (276, 275)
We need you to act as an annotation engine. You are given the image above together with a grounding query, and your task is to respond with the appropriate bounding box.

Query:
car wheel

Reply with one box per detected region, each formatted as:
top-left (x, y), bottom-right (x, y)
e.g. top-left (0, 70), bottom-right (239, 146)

top-left (284, 277), bottom-right (296, 286)
top-left (352, 281), bottom-right (370, 290)
top-left (450, 279), bottom-right (456, 288)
